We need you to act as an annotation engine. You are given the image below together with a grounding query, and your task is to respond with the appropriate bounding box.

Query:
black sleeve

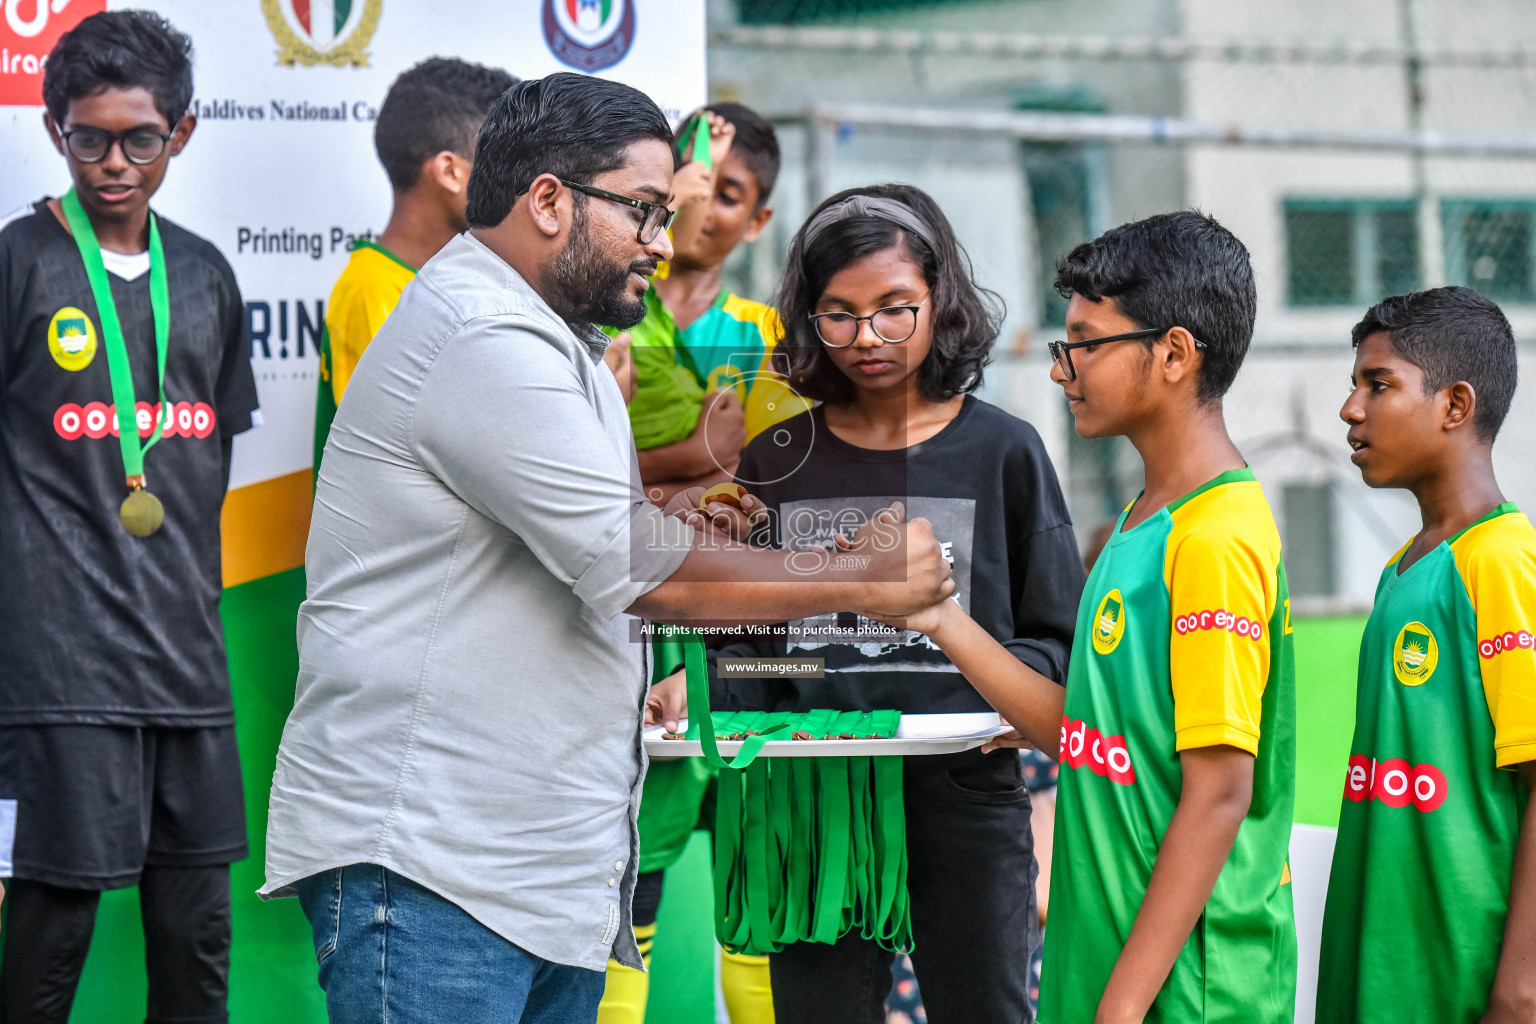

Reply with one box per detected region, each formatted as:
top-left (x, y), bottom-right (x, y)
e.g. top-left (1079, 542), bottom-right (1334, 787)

top-left (211, 255), bottom-right (258, 437)
top-left (1002, 429), bottom-right (1087, 685)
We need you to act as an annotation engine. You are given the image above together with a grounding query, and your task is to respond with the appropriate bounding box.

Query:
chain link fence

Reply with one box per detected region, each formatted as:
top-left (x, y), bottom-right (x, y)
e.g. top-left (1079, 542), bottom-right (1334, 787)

top-left (706, 0), bottom-right (1536, 607)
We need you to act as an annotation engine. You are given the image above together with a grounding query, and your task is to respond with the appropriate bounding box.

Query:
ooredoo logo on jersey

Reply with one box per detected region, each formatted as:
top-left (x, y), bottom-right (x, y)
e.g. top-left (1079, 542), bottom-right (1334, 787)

top-left (543, 0), bottom-right (636, 72)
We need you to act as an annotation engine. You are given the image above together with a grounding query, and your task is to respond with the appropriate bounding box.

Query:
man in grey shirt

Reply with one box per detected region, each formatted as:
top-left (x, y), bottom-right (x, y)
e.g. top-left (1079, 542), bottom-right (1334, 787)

top-left (261, 74), bottom-right (953, 1024)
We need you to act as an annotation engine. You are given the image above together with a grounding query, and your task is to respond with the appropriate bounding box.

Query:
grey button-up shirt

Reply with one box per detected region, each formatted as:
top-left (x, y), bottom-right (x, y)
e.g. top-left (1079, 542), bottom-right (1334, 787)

top-left (260, 232), bottom-right (694, 971)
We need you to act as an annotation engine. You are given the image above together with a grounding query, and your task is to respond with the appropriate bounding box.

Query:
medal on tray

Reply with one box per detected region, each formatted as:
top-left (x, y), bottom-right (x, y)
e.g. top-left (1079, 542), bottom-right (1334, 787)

top-left (60, 189), bottom-right (172, 536)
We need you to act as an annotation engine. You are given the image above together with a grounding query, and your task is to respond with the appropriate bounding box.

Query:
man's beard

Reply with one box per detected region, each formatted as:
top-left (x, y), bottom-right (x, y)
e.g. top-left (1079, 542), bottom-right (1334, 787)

top-left (550, 203), bottom-right (654, 330)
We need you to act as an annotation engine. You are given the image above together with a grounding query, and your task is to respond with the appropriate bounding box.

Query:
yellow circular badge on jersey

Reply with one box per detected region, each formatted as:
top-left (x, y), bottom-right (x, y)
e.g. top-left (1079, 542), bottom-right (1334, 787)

top-left (1092, 589), bottom-right (1126, 655)
top-left (1393, 620), bottom-right (1439, 686)
top-left (48, 307), bottom-right (98, 371)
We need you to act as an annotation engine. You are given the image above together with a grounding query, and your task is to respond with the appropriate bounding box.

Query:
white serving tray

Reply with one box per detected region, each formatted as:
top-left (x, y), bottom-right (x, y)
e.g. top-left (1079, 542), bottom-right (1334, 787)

top-left (644, 712), bottom-right (1011, 759)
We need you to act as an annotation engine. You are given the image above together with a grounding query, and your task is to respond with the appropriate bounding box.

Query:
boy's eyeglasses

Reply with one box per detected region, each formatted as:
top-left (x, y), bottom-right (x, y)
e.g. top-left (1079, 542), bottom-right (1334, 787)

top-left (60, 127), bottom-right (174, 166)
top-left (1048, 328), bottom-right (1207, 382)
top-left (809, 299), bottom-right (929, 348)
top-left (558, 179), bottom-right (675, 245)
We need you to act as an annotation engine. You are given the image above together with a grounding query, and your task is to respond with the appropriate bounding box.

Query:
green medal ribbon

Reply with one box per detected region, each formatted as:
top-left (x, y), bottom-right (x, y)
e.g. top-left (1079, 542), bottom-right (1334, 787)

top-left (679, 634), bottom-right (913, 955)
top-left (60, 188), bottom-right (171, 537)
top-left (681, 112), bottom-right (713, 171)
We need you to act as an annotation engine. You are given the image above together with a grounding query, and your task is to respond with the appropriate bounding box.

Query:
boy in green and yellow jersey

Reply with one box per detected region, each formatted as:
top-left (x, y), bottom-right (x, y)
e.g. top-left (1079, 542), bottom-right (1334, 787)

top-left (618, 103), bottom-right (810, 506)
top-left (1319, 286), bottom-right (1536, 1024)
top-left (314, 58), bottom-right (516, 471)
top-left (597, 104), bottom-right (804, 1024)
top-left (896, 211), bottom-right (1296, 1023)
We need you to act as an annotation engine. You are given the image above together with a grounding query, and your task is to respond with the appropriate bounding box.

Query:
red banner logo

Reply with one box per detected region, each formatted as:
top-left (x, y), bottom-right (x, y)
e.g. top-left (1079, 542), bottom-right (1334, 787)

top-left (1343, 754), bottom-right (1448, 813)
top-left (0, 0), bottom-right (107, 106)
top-left (1060, 715), bottom-right (1136, 785)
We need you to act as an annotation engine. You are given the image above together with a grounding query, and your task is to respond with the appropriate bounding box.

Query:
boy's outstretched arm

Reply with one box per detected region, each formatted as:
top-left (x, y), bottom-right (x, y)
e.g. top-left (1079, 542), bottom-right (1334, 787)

top-left (1483, 761), bottom-right (1536, 1024)
top-left (1095, 746), bottom-right (1254, 1024)
top-left (898, 598), bottom-right (1066, 754)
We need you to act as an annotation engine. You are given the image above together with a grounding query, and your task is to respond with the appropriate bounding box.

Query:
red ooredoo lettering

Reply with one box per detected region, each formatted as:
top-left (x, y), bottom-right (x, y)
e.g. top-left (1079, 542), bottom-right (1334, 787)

top-left (1060, 715), bottom-right (1135, 785)
top-left (1342, 754), bottom-right (1447, 813)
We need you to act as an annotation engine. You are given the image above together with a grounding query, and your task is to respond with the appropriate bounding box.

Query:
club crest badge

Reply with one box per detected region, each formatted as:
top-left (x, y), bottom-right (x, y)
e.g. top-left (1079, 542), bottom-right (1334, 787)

top-left (1092, 589), bottom-right (1126, 656)
top-left (262, 0), bottom-right (382, 67)
top-left (543, 0), bottom-right (636, 72)
top-left (1393, 621), bottom-right (1439, 686)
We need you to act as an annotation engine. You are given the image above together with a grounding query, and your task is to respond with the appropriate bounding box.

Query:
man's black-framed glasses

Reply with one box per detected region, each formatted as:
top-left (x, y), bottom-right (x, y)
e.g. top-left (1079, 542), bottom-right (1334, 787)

top-left (1048, 328), bottom-right (1206, 381)
top-left (61, 127), bottom-right (174, 165)
top-left (558, 178), bottom-right (675, 245)
top-left (809, 299), bottom-right (929, 348)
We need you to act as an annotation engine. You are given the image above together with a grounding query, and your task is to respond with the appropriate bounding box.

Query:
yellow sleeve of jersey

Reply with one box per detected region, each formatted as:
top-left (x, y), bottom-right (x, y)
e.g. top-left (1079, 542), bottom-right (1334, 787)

top-left (327, 280), bottom-right (402, 404)
top-left (1452, 512), bottom-right (1536, 768)
top-left (1163, 486), bottom-right (1280, 756)
top-left (738, 302), bottom-right (813, 442)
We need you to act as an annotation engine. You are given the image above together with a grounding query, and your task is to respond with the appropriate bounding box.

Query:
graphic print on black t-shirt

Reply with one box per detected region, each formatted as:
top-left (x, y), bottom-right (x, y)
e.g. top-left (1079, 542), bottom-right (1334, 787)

top-left (714, 397), bottom-right (1086, 716)
top-left (779, 494), bottom-right (975, 673)
top-left (0, 200), bottom-right (259, 726)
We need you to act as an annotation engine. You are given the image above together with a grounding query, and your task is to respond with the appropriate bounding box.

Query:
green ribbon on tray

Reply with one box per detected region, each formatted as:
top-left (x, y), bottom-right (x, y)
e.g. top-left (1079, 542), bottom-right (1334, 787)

top-left (677, 634), bottom-right (915, 956)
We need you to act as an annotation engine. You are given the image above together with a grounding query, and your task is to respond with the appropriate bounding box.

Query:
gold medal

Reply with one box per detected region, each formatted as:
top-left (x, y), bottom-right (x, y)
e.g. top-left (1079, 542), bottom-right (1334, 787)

top-left (119, 475), bottom-right (164, 537)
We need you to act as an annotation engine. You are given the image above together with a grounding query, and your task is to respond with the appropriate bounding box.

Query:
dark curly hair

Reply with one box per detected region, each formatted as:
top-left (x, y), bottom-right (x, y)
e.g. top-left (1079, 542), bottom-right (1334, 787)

top-left (43, 9), bottom-right (193, 128)
top-left (1054, 210), bottom-right (1256, 404)
top-left (1352, 286), bottom-right (1517, 442)
top-left (375, 58), bottom-right (517, 191)
top-left (775, 184), bottom-right (1003, 404)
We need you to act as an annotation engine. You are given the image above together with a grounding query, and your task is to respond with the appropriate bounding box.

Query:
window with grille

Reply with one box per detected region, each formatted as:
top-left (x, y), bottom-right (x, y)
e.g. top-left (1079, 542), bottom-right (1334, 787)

top-left (1281, 482), bottom-right (1336, 598)
top-left (1283, 200), bottom-right (1420, 307)
top-left (1442, 200), bottom-right (1536, 303)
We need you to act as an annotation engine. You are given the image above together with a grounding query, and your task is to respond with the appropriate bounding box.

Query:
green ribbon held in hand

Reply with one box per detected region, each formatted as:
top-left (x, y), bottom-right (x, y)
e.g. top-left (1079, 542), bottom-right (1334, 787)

top-left (60, 188), bottom-right (171, 537)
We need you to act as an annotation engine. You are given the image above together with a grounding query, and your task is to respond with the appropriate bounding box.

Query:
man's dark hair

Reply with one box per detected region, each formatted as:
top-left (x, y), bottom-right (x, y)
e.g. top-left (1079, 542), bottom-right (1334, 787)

top-left (1352, 286), bottom-right (1518, 442)
top-left (466, 73), bottom-right (673, 229)
top-left (1054, 210), bottom-right (1256, 403)
top-left (679, 103), bottom-right (780, 204)
top-left (375, 58), bottom-right (517, 192)
top-left (43, 9), bottom-right (193, 128)
top-left (775, 183), bottom-right (1003, 404)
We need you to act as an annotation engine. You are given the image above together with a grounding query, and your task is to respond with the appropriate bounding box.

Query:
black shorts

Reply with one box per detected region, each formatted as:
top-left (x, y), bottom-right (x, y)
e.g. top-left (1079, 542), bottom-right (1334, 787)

top-left (0, 724), bottom-right (247, 890)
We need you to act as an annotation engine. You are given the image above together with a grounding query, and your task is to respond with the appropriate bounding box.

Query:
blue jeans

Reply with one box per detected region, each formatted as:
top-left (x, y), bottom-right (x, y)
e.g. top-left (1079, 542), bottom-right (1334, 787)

top-left (295, 864), bottom-right (606, 1024)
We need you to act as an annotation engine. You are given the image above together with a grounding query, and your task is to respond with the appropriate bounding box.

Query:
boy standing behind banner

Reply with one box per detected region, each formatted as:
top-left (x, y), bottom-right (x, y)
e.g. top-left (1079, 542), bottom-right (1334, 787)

top-left (0, 10), bottom-right (259, 1020)
top-left (314, 57), bottom-right (517, 471)
top-left (597, 103), bottom-right (803, 1024)
top-left (1319, 287), bottom-right (1536, 1024)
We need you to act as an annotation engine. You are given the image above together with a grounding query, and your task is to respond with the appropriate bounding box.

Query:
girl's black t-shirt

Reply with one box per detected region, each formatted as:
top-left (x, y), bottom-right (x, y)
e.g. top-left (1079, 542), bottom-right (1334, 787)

top-left (711, 394), bottom-right (1087, 715)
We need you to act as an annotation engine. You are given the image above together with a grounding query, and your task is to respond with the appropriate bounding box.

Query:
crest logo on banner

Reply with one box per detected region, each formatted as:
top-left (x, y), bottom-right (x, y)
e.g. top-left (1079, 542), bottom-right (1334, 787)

top-left (262, 0), bottom-right (381, 67)
top-left (543, 0), bottom-right (635, 72)
top-left (0, 0), bottom-right (107, 106)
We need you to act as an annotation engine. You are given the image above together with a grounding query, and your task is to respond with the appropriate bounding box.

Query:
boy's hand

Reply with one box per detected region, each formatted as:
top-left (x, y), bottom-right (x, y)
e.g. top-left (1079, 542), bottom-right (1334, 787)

top-left (644, 669), bottom-right (688, 734)
top-left (670, 111), bottom-right (735, 211)
top-left (845, 503), bottom-right (955, 617)
top-left (603, 332), bottom-right (635, 404)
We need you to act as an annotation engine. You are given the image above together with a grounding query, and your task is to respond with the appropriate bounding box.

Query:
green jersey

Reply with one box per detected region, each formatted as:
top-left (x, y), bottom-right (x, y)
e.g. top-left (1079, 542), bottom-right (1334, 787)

top-left (1318, 504), bottom-right (1536, 1024)
top-left (1040, 468), bottom-right (1297, 1024)
top-left (617, 286), bottom-right (808, 451)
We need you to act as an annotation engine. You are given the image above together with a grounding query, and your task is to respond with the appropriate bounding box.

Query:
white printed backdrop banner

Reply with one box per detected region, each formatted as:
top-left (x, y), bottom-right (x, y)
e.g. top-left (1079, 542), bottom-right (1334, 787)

top-left (1, 0), bottom-right (706, 490)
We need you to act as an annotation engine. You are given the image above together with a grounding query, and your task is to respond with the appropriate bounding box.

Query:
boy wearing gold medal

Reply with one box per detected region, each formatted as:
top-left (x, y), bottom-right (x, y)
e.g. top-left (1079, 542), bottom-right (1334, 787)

top-left (0, 11), bottom-right (258, 1020)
